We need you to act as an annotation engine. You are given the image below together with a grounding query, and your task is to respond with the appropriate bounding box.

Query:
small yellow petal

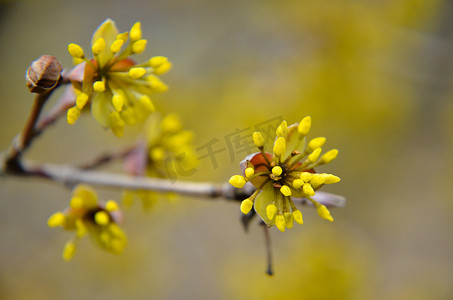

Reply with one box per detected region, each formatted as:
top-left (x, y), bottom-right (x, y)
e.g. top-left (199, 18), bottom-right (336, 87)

top-left (266, 204), bottom-right (277, 220)
top-left (67, 107), bottom-right (81, 125)
top-left (229, 175), bottom-right (246, 189)
top-left (68, 43), bottom-right (84, 58)
top-left (275, 215), bottom-right (286, 232)
top-left (130, 21), bottom-right (142, 42)
top-left (132, 39), bottom-right (147, 54)
top-left (293, 209), bottom-right (303, 224)
top-left (273, 137), bottom-right (286, 156)
top-left (245, 167), bottom-right (254, 178)
top-left (253, 132), bottom-right (264, 148)
top-left (298, 116), bottom-right (311, 136)
top-left (93, 81), bottom-right (105, 92)
top-left (240, 199), bottom-right (253, 214)
top-left (47, 212), bottom-right (65, 227)
top-left (308, 137), bottom-right (326, 151)
top-left (128, 67), bottom-right (147, 79)
top-left (92, 37), bottom-right (106, 55)
top-left (272, 166), bottom-right (282, 176)
top-left (94, 211), bottom-right (110, 226)
top-left (280, 185), bottom-right (292, 196)
top-left (317, 204), bottom-right (334, 222)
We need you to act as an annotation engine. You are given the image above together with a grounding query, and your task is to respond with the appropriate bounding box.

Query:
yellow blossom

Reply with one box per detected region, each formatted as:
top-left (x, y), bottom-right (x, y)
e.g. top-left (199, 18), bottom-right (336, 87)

top-left (229, 116), bottom-right (343, 231)
top-left (66, 19), bottom-right (171, 137)
top-left (48, 184), bottom-right (127, 260)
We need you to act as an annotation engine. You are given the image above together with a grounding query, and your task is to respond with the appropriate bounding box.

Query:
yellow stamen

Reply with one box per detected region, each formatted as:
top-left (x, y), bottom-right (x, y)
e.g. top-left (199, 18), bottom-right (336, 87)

top-left (292, 179), bottom-right (304, 189)
top-left (92, 38), bottom-right (106, 55)
top-left (63, 240), bottom-right (76, 261)
top-left (130, 22), bottom-right (142, 41)
top-left (240, 199), bottom-right (253, 214)
top-left (273, 137), bottom-right (286, 156)
top-left (298, 116), bottom-right (311, 136)
top-left (308, 137), bottom-right (326, 151)
top-left (308, 148), bottom-right (322, 163)
top-left (110, 39), bottom-right (124, 53)
top-left (93, 81), bottom-right (105, 92)
top-left (112, 94), bottom-right (125, 112)
top-left (284, 212), bottom-right (294, 229)
top-left (105, 200), bottom-right (119, 212)
top-left (67, 107), bottom-right (81, 125)
top-left (149, 56), bottom-right (168, 68)
top-left (245, 167), bottom-right (255, 178)
top-left (317, 204), bottom-right (334, 222)
top-left (272, 166), bottom-right (282, 176)
top-left (138, 95), bottom-right (155, 112)
top-left (321, 149), bottom-right (339, 164)
top-left (94, 211), bottom-right (110, 226)
top-left (68, 43), bottom-right (84, 58)
top-left (76, 93), bottom-right (89, 109)
top-left (276, 120), bottom-right (288, 137)
top-left (47, 212), bottom-right (65, 227)
top-left (266, 204), bottom-right (277, 220)
top-left (70, 196), bottom-right (84, 209)
top-left (300, 172), bottom-right (312, 182)
top-left (253, 132), bottom-right (264, 148)
top-left (128, 67), bottom-right (147, 79)
top-left (302, 183), bottom-right (315, 197)
top-left (229, 175), bottom-right (246, 189)
top-left (310, 174), bottom-right (326, 188)
top-left (280, 185), bottom-right (292, 196)
top-left (323, 174), bottom-right (341, 184)
top-left (132, 39), bottom-right (147, 54)
top-left (154, 62), bottom-right (172, 75)
top-left (293, 209), bottom-right (303, 224)
top-left (275, 214), bottom-right (286, 232)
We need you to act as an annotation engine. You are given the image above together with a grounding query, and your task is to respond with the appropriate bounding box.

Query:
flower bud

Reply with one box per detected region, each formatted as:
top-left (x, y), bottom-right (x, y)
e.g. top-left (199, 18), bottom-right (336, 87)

top-left (253, 132), bottom-right (264, 148)
top-left (25, 55), bottom-right (62, 94)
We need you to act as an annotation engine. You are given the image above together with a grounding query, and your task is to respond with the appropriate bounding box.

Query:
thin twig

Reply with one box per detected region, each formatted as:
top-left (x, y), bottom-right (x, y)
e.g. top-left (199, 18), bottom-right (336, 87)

top-left (263, 224), bottom-right (274, 276)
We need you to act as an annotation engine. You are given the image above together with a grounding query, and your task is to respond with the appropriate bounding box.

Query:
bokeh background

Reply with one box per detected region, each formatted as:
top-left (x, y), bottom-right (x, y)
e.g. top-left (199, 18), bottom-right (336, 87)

top-left (1, 0), bottom-right (453, 299)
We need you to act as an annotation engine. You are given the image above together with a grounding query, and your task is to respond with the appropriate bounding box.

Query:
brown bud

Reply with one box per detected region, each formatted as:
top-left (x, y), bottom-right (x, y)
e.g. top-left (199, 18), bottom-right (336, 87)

top-left (26, 55), bottom-right (62, 94)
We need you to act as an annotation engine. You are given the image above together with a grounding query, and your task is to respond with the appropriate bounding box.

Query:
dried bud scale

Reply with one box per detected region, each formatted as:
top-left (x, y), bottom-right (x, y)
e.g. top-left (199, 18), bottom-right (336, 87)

top-left (25, 55), bottom-right (62, 94)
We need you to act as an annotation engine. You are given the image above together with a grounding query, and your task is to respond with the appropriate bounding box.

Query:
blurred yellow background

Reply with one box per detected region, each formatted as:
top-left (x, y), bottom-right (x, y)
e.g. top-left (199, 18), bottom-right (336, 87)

top-left (1, 0), bottom-right (453, 299)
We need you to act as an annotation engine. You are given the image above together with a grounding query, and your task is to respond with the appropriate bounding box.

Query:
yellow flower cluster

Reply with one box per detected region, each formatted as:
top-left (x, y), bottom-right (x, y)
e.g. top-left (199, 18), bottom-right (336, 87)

top-left (66, 19), bottom-right (172, 137)
top-left (122, 113), bottom-right (198, 209)
top-left (47, 184), bottom-right (127, 260)
top-left (229, 117), bottom-right (341, 232)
